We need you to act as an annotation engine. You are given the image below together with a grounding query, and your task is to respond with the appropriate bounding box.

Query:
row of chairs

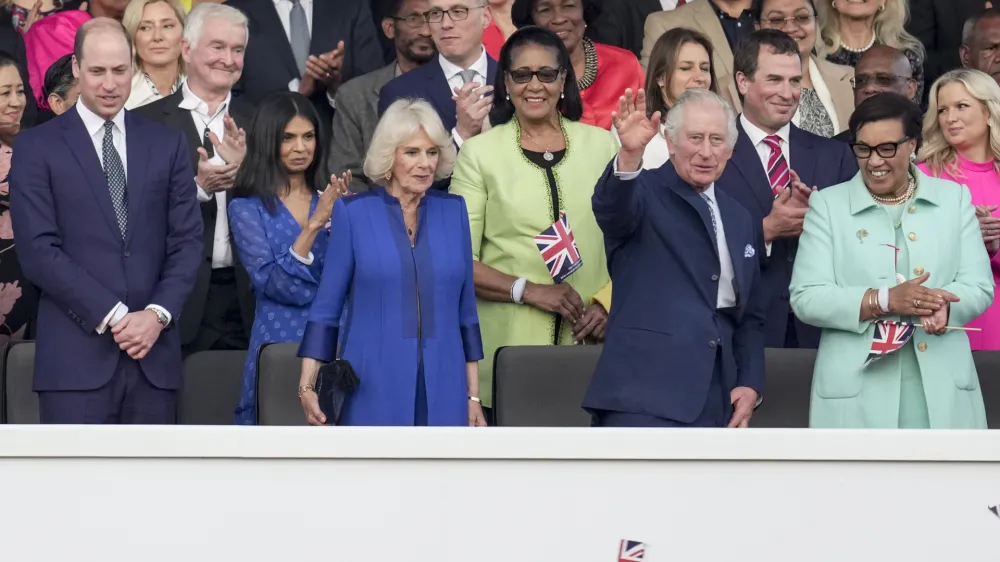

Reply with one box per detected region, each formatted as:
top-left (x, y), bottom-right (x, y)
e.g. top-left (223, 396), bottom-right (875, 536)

top-left (3, 342), bottom-right (1000, 427)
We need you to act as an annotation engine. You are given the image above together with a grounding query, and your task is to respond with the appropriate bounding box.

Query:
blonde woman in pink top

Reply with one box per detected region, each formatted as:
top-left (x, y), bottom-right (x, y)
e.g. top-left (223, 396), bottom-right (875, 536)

top-left (918, 68), bottom-right (1000, 350)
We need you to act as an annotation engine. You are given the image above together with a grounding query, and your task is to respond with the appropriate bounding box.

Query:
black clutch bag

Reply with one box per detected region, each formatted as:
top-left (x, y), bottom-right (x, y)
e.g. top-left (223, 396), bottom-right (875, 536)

top-left (315, 359), bottom-right (360, 426)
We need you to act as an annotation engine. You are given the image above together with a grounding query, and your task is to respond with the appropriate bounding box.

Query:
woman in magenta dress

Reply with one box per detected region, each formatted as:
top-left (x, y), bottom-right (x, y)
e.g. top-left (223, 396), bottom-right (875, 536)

top-left (917, 69), bottom-right (1000, 350)
top-left (511, 0), bottom-right (644, 130)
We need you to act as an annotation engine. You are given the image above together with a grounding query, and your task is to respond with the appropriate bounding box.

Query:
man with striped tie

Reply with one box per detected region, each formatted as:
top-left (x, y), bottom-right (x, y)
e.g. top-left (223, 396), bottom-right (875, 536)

top-left (717, 29), bottom-right (857, 349)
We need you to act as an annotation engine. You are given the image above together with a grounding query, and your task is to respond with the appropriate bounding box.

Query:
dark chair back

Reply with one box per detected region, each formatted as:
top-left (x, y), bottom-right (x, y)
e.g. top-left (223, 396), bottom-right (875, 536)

top-left (493, 345), bottom-right (602, 427)
top-left (3, 342), bottom-right (37, 424)
top-left (750, 348), bottom-right (816, 428)
top-left (179, 350), bottom-right (247, 425)
top-left (257, 342), bottom-right (308, 426)
top-left (972, 351), bottom-right (1000, 429)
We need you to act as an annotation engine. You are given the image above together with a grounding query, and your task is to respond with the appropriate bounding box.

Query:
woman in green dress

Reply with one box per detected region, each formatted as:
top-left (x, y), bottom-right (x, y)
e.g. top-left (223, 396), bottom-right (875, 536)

top-left (790, 93), bottom-right (993, 429)
top-left (450, 26), bottom-right (616, 416)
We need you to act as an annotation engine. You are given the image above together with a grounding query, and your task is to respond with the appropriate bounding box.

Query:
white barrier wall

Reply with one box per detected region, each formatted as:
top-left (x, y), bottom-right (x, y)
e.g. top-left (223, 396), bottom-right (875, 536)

top-left (0, 427), bottom-right (998, 562)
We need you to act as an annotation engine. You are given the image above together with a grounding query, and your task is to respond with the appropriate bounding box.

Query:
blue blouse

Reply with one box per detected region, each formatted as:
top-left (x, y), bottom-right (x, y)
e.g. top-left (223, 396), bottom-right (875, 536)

top-left (229, 194), bottom-right (329, 425)
top-left (298, 188), bottom-right (483, 426)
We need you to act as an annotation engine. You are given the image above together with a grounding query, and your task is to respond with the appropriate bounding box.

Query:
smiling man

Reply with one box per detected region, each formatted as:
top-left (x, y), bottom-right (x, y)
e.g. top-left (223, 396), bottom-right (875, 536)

top-left (9, 17), bottom-right (203, 424)
top-left (715, 29), bottom-right (856, 350)
top-left (377, 0), bottom-right (498, 154)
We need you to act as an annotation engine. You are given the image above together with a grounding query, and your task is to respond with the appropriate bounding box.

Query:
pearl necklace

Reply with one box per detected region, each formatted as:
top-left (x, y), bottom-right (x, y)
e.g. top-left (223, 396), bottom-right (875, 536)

top-left (841, 33), bottom-right (876, 54)
top-left (867, 174), bottom-right (916, 228)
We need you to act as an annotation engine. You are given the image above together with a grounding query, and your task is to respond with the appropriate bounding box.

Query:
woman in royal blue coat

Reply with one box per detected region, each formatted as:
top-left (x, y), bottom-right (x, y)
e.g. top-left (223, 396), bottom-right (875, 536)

top-left (297, 99), bottom-right (486, 427)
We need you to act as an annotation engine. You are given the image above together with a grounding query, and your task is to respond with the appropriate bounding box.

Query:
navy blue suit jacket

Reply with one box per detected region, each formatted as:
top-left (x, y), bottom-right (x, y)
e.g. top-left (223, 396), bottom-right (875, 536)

top-left (10, 108), bottom-right (203, 392)
top-left (716, 122), bottom-right (857, 349)
top-left (376, 56), bottom-right (498, 132)
top-left (584, 161), bottom-right (767, 424)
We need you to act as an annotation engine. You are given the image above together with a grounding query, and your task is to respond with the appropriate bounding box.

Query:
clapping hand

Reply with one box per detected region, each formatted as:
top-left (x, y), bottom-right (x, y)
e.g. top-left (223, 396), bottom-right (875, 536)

top-left (787, 169), bottom-right (816, 208)
top-left (308, 172), bottom-right (351, 231)
top-left (306, 41), bottom-right (346, 93)
top-left (452, 81), bottom-right (493, 141)
top-left (888, 272), bottom-right (959, 316)
top-left (976, 205), bottom-right (1000, 256)
top-left (195, 148), bottom-right (239, 194)
top-left (612, 88), bottom-right (661, 171)
top-left (206, 114), bottom-right (247, 166)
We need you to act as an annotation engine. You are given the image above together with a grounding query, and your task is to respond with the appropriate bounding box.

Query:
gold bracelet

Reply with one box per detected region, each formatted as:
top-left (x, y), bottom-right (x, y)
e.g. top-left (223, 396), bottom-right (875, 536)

top-left (297, 385), bottom-right (315, 398)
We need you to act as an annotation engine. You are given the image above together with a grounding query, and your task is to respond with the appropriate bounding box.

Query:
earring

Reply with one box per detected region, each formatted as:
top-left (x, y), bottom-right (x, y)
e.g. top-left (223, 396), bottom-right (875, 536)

top-left (560, 91), bottom-right (565, 99)
top-left (386, 171), bottom-right (392, 181)
top-left (909, 152), bottom-right (916, 161)
top-left (506, 94), bottom-right (510, 100)
top-left (879, 3), bottom-right (885, 10)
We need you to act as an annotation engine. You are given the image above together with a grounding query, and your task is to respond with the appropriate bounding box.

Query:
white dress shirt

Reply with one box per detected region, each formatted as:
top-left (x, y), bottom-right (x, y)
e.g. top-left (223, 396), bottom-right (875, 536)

top-left (740, 114), bottom-right (791, 257)
top-left (181, 81), bottom-right (234, 270)
top-left (439, 47), bottom-right (489, 147)
top-left (272, 0), bottom-right (337, 107)
top-left (660, 0), bottom-right (682, 10)
top-left (75, 101), bottom-right (172, 333)
top-left (612, 157), bottom-right (737, 308)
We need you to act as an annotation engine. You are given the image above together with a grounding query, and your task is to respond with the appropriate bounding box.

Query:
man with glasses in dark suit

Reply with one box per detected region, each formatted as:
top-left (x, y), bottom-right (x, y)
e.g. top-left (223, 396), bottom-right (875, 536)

top-left (833, 46), bottom-right (917, 143)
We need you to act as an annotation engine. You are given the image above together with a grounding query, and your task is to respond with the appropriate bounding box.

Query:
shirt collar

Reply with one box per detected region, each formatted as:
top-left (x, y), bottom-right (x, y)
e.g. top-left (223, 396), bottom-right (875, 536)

top-left (75, 99), bottom-right (125, 137)
top-left (438, 46), bottom-right (488, 82)
top-left (740, 113), bottom-right (790, 147)
top-left (179, 80), bottom-right (231, 119)
top-left (701, 183), bottom-right (717, 203)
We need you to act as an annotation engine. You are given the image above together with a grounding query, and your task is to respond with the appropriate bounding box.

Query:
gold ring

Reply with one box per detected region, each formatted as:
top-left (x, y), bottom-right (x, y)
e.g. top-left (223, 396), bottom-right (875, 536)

top-left (914, 299), bottom-right (921, 308)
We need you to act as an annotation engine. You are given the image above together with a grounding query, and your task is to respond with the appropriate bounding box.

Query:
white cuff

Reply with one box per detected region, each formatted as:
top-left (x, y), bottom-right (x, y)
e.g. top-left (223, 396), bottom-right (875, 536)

top-left (145, 304), bottom-right (172, 326)
top-left (96, 302), bottom-right (128, 334)
top-left (877, 286), bottom-right (889, 313)
top-left (765, 241), bottom-right (772, 257)
top-left (326, 91), bottom-right (337, 108)
top-left (196, 182), bottom-right (213, 203)
top-left (290, 247), bottom-right (315, 265)
top-left (452, 127), bottom-right (465, 148)
top-left (612, 155), bottom-right (642, 180)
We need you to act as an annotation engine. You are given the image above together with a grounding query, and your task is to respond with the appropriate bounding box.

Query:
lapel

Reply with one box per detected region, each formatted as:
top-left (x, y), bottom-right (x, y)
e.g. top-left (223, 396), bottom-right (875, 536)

top-left (256, 0), bottom-right (299, 80)
top-left (729, 122), bottom-right (773, 215)
top-left (159, 90), bottom-right (203, 170)
top-left (428, 65), bottom-right (457, 126)
top-left (61, 109), bottom-right (121, 241)
top-left (662, 167), bottom-right (719, 306)
top-left (692, 0), bottom-right (733, 78)
top-left (715, 192), bottom-right (748, 306)
top-left (815, 58), bottom-right (854, 132)
top-left (370, 64), bottom-right (397, 97)
top-left (486, 56), bottom-right (498, 84)
top-left (788, 124), bottom-right (816, 188)
top-left (124, 111), bottom-right (149, 249)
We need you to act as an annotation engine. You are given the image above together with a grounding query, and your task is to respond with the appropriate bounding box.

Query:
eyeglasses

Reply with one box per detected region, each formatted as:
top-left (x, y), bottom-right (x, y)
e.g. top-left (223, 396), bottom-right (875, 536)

top-left (507, 67), bottom-right (564, 83)
top-left (851, 137), bottom-right (911, 159)
top-left (390, 13), bottom-right (429, 28)
top-left (424, 6), bottom-right (484, 23)
top-left (759, 14), bottom-right (815, 28)
top-left (851, 73), bottom-right (913, 89)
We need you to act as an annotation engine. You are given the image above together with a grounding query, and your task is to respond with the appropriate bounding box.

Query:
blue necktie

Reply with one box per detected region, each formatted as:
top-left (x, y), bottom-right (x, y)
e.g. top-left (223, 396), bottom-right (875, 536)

top-left (103, 121), bottom-right (128, 239)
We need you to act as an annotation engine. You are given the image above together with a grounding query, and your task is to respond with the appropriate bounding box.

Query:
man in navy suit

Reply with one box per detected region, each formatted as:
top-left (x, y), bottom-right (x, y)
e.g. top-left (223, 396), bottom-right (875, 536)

top-left (10, 18), bottom-right (203, 424)
top-left (378, 0), bottom-right (497, 148)
top-left (719, 30), bottom-right (857, 349)
top-left (585, 88), bottom-right (766, 428)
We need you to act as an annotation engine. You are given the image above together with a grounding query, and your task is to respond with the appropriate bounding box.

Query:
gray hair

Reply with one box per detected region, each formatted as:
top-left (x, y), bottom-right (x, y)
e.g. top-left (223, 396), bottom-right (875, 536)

top-left (364, 99), bottom-right (457, 184)
top-left (183, 3), bottom-right (249, 49)
top-left (663, 89), bottom-right (738, 149)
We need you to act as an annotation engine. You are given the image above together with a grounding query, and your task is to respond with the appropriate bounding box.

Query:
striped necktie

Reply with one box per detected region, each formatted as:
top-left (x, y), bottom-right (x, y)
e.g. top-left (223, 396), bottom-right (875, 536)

top-left (762, 134), bottom-right (789, 198)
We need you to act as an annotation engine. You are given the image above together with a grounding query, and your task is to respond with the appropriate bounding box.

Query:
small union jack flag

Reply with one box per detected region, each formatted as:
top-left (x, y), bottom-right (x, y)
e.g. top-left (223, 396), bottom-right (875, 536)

top-left (618, 539), bottom-right (647, 561)
top-left (863, 320), bottom-right (916, 367)
top-left (534, 211), bottom-right (583, 284)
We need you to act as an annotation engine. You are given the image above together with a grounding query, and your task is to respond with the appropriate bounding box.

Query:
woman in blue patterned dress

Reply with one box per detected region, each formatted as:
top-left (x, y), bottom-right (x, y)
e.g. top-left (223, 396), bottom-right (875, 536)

top-left (228, 92), bottom-right (350, 424)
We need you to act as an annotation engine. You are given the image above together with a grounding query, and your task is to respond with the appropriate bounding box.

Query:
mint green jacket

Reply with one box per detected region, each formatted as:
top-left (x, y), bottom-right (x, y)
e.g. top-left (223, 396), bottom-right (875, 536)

top-left (789, 169), bottom-right (994, 428)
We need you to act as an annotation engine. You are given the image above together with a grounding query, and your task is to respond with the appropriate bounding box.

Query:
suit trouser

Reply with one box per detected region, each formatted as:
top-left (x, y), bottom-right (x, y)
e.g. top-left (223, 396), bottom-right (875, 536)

top-left (37, 353), bottom-right (177, 424)
top-left (591, 349), bottom-right (732, 428)
top-left (182, 267), bottom-right (248, 356)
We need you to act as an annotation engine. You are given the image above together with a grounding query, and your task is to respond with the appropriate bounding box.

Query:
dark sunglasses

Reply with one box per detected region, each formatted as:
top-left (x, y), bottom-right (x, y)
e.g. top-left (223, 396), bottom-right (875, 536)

top-left (507, 67), bottom-right (563, 84)
top-left (851, 137), bottom-right (912, 159)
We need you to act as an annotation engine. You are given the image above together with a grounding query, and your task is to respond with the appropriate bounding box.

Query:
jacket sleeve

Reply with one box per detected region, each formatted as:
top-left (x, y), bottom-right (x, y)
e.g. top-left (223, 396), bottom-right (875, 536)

top-left (458, 198), bottom-right (484, 361)
top-left (941, 185), bottom-right (995, 326)
top-left (9, 132), bottom-right (120, 332)
top-left (148, 130), bottom-right (205, 318)
top-left (640, 12), bottom-right (668, 70)
top-left (229, 198), bottom-right (321, 307)
top-left (298, 199), bottom-right (355, 362)
top-left (449, 143), bottom-right (487, 260)
top-left (592, 159), bottom-right (646, 241)
top-left (734, 220), bottom-right (766, 393)
top-left (789, 191), bottom-right (870, 334)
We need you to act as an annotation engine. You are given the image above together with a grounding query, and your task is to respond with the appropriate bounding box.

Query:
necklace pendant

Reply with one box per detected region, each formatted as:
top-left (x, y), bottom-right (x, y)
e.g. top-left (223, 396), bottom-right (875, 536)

top-left (543, 150), bottom-right (554, 162)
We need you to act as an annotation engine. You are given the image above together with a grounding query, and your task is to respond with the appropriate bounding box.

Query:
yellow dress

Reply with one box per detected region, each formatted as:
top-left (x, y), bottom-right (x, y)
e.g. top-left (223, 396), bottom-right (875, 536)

top-left (450, 118), bottom-right (618, 407)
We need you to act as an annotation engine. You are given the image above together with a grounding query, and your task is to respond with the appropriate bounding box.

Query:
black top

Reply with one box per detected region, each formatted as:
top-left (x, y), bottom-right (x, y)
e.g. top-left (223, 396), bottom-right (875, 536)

top-left (708, 0), bottom-right (755, 52)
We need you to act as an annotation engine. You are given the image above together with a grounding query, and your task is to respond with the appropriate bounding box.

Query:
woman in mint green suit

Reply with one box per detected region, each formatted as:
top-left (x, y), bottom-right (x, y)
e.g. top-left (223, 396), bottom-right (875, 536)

top-left (790, 93), bottom-right (994, 429)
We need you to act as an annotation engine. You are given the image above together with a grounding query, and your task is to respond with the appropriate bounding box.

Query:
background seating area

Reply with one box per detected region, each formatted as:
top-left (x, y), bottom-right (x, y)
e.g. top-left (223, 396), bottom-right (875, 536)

top-left (2, 342), bottom-right (999, 427)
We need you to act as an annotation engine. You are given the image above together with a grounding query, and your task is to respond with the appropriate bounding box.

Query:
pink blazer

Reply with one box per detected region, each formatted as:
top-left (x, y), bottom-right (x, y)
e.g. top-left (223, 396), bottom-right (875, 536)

top-left (23, 11), bottom-right (90, 109)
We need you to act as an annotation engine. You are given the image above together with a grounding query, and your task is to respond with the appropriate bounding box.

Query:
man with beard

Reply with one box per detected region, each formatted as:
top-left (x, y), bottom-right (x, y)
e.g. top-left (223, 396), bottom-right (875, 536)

top-left (330, 0), bottom-right (436, 193)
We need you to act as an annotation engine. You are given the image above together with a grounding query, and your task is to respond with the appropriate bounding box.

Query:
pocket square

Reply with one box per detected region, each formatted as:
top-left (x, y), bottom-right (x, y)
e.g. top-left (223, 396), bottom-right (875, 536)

top-left (744, 244), bottom-right (755, 258)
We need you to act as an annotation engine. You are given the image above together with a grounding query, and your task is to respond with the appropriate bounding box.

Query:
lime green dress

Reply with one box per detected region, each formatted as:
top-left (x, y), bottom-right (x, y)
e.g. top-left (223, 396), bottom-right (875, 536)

top-left (877, 202), bottom-right (930, 428)
top-left (450, 119), bottom-right (619, 407)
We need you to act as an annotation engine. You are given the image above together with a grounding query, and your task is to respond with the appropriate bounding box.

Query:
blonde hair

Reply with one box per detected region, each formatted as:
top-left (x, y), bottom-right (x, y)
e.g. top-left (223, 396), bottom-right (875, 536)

top-left (816, 0), bottom-right (924, 58)
top-left (122, 0), bottom-right (187, 73)
top-left (364, 99), bottom-right (457, 184)
top-left (918, 69), bottom-right (1000, 178)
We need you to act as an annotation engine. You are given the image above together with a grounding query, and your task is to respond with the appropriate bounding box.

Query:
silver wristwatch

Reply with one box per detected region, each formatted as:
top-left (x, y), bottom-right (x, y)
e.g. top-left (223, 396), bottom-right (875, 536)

top-left (148, 308), bottom-right (169, 327)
